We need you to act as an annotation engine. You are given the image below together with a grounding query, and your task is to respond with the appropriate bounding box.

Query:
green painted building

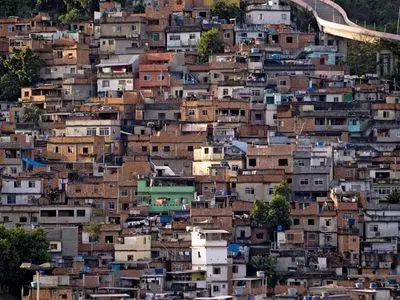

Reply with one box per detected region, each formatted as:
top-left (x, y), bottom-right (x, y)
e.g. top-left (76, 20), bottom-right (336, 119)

top-left (136, 177), bottom-right (195, 214)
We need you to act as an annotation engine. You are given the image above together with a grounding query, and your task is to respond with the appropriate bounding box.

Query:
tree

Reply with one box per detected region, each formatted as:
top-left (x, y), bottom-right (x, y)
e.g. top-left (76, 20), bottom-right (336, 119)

top-left (0, 48), bottom-right (43, 102)
top-left (251, 181), bottom-right (292, 231)
top-left (386, 191), bottom-right (400, 204)
top-left (0, 0), bottom-right (32, 17)
top-left (197, 28), bottom-right (224, 62)
top-left (250, 200), bottom-right (269, 228)
top-left (345, 39), bottom-right (379, 76)
top-left (0, 226), bottom-right (50, 294)
top-left (272, 181), bottom-right (291, 202)
top-left (211, 1), bottom-right (244, 21)
top-left (23, 104), bottom-right (43, 124)
top-left (250, 255), bottom-right (279, 287)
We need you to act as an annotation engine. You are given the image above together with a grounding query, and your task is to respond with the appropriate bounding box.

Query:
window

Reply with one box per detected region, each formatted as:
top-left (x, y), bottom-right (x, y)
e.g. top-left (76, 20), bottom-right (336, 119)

top-left (120, 189), bottom-right (128, 197)
top-left (293, 218), bottom-right (300, 225)
top-left (278, 159), bottom-right (288, 166)
top-left (213, 285), bottom-right (220, 293)
top-left (144, 74), bottom-right (151, 81)
top-left (82, 147), bottom-right (89, 154)
top-left (99, 127), bottom-right (110, 136)
top-left (158, 113), bottom-right (166, 119)
top-left (198, 251), bottom-right (201, 258)
top-left (14, 180), bottom-right (21, 188)
top-left (300, 178), bottom-right (309, 185)
top-left (279, 80), bottom-right (287, 86)
top-left (132, 25), bottom-right (137, 31)
top-left (298, 161), bottom-right (305, 167)
top-left (25, 181), bottom-right (36, 190)
top-left (77, 210), bottom-right (86, 217)
top-left (314, 178), bottom-right (323, 185)
top-left (308, 233), bottom-right (317, 240)
top-left (248, 158), bottom-right (257, 167)
top-left (204, 148), bottom-right (209, 154)
top-left (286, 36), bottom-right (293, 43)
top-left (188, 109), bottom-right (195, 116)
top-left (383, 111), bottom-right (390, 118)
top-left (58, 210), bottom-right (74, 217)
top-left (142, 146), bottom-right (148, 152)
top-left (169, 35), bottom-right (180, 40)
top-left (256, 232), bottom-right (264, 239)
top-left (255, 113), bottom-right (262, 121)
top-left (67, 146), bottom-right (73, 153)
top-left (223, 88), bottom-right (229, 96)
top-left (163, 146), bottom-right (170, 152)
top-left (109, 202), bottom-right (115, 209)
top-left (258, 14), bottom-right (263, 20)
top-left (213, 267), bottom-right (221, 274)
top-left (102, 80), bottom-right (110, 87)
top-left (232, 165), bottom-right (239, 171)
top-left (189, 34), bottom-right (196, 39)
top-left (333, 96), bottom-right (339, 102)
top-left (287, 233), bottom-right (294, 240)
top-left (152, 146), bottom-right (159, 152)
top-left (325, 219), bottom-right (331, 226)
top-left (224, 32), bottom-right (231, 39)
top-left (18, 216), bottom-right (27, 223)
top-left (157, 73), bottom-right (165, 81)
top-left (308, 218), bottom-right (315, 225)
top-left (202, 109), bottom-right (208, 115)
top-left (10, 167), bottom-right (17, 174)
top-left (281, 13), bottom-right (287, 20)
top-left (232, 265), bottom-right (238, 273)
top-left (7, 195), bottom-right (16, 204)
top-left (245, 187), bottom-right (255, 195)
top-left (49, 243), bottom-right (58, 250)
top-left (187, 146), bottom-right (194, 152)
top-left (3, 216), bottom-right (9, 222)
top-left (87, 128), bottom-right (96, 136)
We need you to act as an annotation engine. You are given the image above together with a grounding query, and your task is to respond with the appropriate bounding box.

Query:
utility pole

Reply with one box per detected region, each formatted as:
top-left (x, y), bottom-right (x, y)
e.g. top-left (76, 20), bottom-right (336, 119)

top-left (397, 6), bottom-right (400, 34)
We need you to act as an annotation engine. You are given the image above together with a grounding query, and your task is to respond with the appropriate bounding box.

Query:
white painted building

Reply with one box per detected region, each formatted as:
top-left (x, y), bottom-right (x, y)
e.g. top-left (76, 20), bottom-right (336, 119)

top-left (65, 119), bottom-right (121, 141)
top-left (166, 31), bottom-right (201, 52)
top-left (191, 227), bottom-right (230, 297)
top-left (245, 2), bottom-right (291, 26)
top-left (1, 177), bottom-right (42, 205)
top-left (96, 55), bottom-right (139, 95)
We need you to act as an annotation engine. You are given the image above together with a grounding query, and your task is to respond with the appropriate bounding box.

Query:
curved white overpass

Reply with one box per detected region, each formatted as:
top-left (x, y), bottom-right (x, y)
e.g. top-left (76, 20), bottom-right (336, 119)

top-left (288, 0), bottom-right (400, 42)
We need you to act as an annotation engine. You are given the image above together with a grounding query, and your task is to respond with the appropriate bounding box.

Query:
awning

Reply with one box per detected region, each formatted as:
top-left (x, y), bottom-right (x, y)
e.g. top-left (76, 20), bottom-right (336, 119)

top-left (22, 158), bottom-right (46, 167)
top-left (174, 211), bottom-right (190, 218)
top-left (228, 244), bottom-right (240, 253)
top-left (160, 215), bottom-right (172, 224)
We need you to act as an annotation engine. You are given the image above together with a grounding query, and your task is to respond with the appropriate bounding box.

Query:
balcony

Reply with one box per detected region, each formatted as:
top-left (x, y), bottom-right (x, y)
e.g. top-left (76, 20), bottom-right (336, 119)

top-left (294, 165), bottom-right (331, 174)
top-left (97, 72), bottom-right (133, 79)
top-left (337, 227), bottom-right (360, 235)
top-left (314, 124), bottom-right (347, 132)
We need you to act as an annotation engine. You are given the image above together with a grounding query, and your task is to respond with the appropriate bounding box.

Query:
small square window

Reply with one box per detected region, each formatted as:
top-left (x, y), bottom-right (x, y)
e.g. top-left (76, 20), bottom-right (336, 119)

top-left (77, 210), bottom-right (86, 217)
top-left (163, 146), bottom-right (170, 152)
top-left (142, 146), bottom-right (148, 152)
top-left (187, 146), bottom-right (194, 152)
top-left (152, 146), bottom-right (159, 152)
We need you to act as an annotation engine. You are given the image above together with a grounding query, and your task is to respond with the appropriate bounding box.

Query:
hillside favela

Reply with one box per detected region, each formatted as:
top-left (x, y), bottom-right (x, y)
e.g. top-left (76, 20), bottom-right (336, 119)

top-left (1, 0), bottom-right (400, 299)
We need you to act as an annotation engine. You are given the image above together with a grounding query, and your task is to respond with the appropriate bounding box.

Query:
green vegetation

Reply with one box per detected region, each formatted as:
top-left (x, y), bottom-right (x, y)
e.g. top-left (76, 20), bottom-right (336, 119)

top-left (0, 48), bottom-right (43, 102)
top-left (211, 1), bottom-right (244, 21)
top-left (386, 191), bottom-right (400, 204)
top-left (249, 255), bottom-right (279, 287)
top-left (0, 0), bottom-right (99, 22)
top-left (197, 28), bottom-right (225, 63)
top-left (0, 226), bottom-right (50, 294)
top-left (290, 5), bottom-right (319, 33)
top-left (250, 182), bottom-right (292, 232)
top-left (23, 104), bottom-right (44, 124)
top-left (345, 39), bottom-right (400, 81)
top-left (86, 223), bottom-right (102, 242)
top-left (334, 0), bottom-right (400, 33)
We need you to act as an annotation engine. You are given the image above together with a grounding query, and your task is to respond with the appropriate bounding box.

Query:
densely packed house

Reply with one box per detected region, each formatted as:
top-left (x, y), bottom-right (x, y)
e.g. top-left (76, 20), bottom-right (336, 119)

top-left (1, 0), bottom-right (400, 299)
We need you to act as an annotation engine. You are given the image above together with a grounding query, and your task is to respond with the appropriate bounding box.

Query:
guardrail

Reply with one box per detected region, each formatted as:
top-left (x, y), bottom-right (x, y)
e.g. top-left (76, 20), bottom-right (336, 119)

top-left (288, 0), bottom-right (400, 42)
